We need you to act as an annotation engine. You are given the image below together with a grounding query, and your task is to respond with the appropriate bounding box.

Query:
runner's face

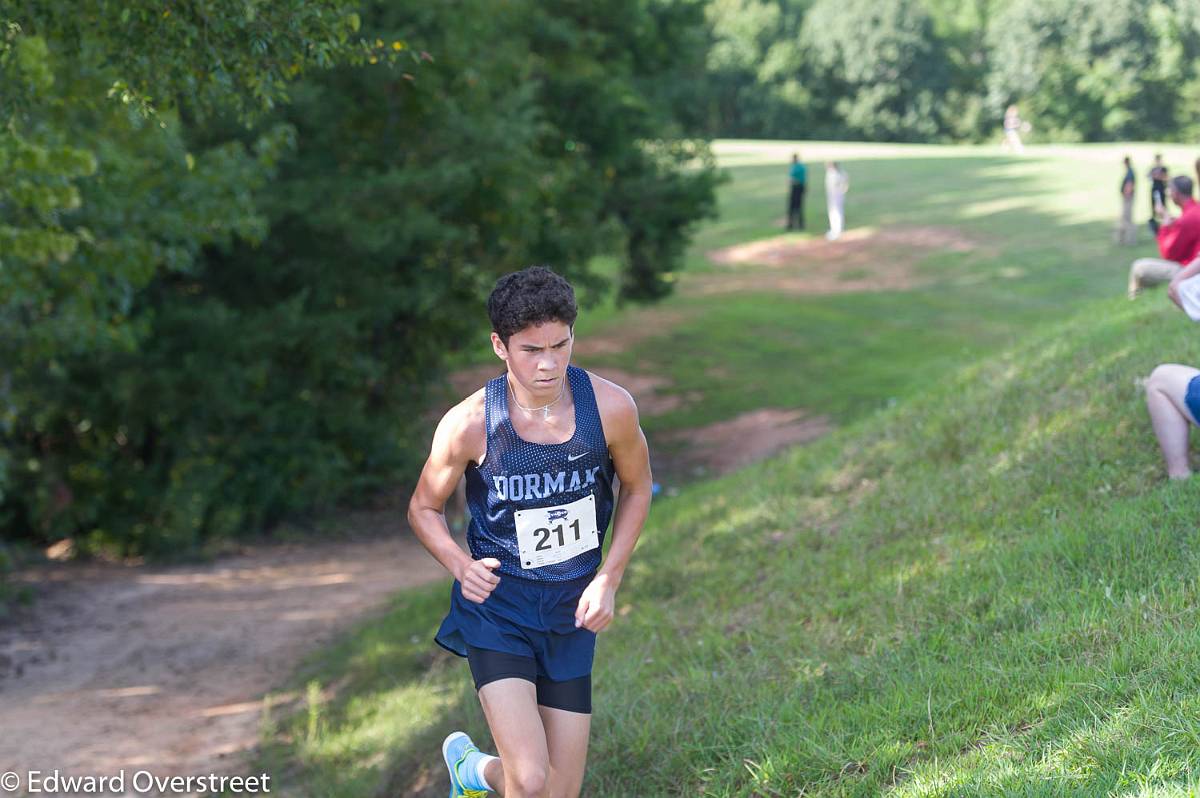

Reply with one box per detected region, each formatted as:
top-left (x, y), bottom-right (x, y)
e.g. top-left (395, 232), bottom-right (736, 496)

top-left (492, 321), bottom-right (573, 398)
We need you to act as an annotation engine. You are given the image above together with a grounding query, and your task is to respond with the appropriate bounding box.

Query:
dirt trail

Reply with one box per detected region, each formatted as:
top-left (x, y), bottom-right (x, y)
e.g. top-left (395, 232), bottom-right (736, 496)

top-left (0, 526), bottom-right (446, 796)
top-left (698, 225), bottom-right (982, 296)
top-left (657, 408), bottom-right (833, 479)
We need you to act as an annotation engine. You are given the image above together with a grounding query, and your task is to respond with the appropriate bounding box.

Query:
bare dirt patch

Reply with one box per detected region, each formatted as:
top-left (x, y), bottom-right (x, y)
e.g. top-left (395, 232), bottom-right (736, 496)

top-left (586, 367), bottom-right (704, 418)
top-left (658, 408), bottom-right (833, 479)
top-left (447, 363), bottom-right (506, 398)
top-left (573, 309), bottom-right (690, 357)
top-left (0, 523), bottom-right (448, 794)
top-left (699, 226), bottom-right (982, 296)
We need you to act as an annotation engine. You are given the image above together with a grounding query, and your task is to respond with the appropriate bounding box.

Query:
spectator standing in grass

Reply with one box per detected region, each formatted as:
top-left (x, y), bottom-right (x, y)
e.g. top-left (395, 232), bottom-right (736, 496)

top-left (1128, 175), bottom-right (1200, 298)
top-left (1148, 155), bottom-right (1168, 234)
top-left (824, 161), bottom-right (849, 241)
top-left (1116, 156), bottom-right (1137, 246)
top-left (786, 153), bottom-right (807, 231)
top-left (1002, 105), bottom-right (1027, 153)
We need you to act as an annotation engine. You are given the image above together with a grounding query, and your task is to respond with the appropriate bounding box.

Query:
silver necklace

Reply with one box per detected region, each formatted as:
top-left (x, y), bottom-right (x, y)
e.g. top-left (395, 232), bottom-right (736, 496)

top-left (508, 377), bottom-right (566, 420)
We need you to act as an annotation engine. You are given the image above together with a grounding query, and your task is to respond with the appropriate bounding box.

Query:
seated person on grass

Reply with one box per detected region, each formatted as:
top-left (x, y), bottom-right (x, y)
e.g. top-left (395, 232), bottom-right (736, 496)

top-left (1128, 175), bottom-right (1200, 299)
top-left (1143, 255), bottom-right (1200, 480)
top-left (1144, 361), bottom-right (1200, 480)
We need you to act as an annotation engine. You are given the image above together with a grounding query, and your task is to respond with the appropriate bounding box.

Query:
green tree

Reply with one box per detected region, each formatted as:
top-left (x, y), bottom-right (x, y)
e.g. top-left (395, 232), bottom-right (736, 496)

top-left (987, 0), bottom-right (1181, 141)
top-left (698, 0), bottom-right (823, 138)
top-left (1, 2), bottom-right (373, 554)
top-left (801, 0), bottom-right (951, 141)
top-left (924, 0), bottom-right (1002, 140)
top-left (703, 0), bottom-right (785, 134)
top-left (1, 0), bottom-right (718, 558)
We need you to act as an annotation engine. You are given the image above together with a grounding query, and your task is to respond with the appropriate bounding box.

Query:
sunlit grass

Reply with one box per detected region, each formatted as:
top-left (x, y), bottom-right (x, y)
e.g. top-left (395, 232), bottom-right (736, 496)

top-left (572, 140), bottom-right (1188, 455)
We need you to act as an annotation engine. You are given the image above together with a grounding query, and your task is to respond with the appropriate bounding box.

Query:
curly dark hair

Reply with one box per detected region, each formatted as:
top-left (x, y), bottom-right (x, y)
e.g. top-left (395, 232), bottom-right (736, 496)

top-left (487, 266), bottom-right (578, 343)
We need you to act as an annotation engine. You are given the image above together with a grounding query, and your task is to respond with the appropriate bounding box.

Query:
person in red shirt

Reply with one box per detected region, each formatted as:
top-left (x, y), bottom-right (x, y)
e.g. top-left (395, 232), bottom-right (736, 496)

top-left (1128, 175), bottom-right (1200, 298)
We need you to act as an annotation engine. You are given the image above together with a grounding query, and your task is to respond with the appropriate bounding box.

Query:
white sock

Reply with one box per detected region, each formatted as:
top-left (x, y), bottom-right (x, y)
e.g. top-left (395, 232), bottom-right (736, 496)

top-left (475, 754), bottom-right (498, 791)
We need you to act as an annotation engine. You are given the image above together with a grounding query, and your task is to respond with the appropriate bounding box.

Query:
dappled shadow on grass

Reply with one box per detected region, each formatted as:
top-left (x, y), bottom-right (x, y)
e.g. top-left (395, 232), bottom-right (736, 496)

top-left (580, 296), bottom-right (1200, 795)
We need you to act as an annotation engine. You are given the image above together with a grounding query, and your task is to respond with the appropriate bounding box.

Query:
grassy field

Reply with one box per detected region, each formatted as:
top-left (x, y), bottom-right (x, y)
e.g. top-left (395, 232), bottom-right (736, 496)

top-left (575, 142), bottom-right (1187, 430)
top-left (249, 141), bottom-right (1200, 796)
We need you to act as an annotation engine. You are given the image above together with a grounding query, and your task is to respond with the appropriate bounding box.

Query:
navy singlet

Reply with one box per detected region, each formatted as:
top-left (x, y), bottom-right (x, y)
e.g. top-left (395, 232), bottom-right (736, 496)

top-left (464, 364), bottom-right (616, 582)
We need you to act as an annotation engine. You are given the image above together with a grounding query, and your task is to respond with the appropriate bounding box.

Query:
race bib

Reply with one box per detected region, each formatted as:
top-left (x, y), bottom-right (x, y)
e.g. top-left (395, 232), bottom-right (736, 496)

top-left (514, 494), bottom-right (599, 569)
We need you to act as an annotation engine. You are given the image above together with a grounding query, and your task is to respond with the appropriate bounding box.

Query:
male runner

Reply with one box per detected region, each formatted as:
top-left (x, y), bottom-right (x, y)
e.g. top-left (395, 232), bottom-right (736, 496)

top-left (407, 266), bottom-right (653, 797)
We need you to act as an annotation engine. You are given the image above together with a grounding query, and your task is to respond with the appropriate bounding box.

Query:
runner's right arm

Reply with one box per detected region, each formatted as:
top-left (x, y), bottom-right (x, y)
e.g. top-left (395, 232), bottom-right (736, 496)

top-left (407, 394), bottom-right (502, 603)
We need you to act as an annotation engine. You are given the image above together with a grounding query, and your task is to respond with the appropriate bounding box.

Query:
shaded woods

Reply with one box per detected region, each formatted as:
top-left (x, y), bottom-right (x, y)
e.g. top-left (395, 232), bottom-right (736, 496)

top-left (0, 1), bottom-right (720, 566)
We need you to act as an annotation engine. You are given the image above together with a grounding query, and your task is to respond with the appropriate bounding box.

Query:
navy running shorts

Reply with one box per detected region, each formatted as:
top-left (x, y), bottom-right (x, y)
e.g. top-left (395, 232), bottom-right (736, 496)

top-left (435, 571), bottom-right (597, 684)
top-left (1185, 375), bottom-right (1200, 425)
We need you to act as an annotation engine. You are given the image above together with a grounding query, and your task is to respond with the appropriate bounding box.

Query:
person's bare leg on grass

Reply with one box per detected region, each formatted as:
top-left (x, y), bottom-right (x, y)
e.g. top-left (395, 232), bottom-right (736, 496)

top-left (1145, 364), bottom-right (1200, 479)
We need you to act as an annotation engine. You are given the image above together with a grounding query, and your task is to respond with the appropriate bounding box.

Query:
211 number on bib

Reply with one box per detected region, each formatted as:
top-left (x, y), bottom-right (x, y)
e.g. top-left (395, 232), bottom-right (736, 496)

top-left (514, 494), bottom-right (599, 569)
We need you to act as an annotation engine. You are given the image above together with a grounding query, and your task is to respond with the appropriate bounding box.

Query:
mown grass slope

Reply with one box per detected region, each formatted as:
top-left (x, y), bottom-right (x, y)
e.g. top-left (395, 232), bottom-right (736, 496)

top-left (253, 289), bottom-right (1200, 796)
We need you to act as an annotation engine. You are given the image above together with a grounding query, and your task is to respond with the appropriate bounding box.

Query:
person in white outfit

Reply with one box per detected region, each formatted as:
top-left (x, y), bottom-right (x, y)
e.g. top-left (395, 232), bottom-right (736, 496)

top-left (1002, 104), bottom-right (1028, 154)
top-left (824, 161), bottom-right (849, 241)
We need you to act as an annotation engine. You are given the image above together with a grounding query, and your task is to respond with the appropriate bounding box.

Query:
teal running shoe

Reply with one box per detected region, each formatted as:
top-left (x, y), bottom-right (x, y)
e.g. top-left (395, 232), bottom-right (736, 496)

top-left (442, 731), bottom-right (489, 797)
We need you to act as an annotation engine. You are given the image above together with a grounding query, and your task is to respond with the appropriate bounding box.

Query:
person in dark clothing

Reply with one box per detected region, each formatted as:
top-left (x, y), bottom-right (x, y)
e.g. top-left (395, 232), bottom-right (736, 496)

top-left (786, 153), bottom-right (807, 231)
top-left (1117, 156), bottom-right (1136, 246)
top-left (1149, 154), bottom-right (1168, 235)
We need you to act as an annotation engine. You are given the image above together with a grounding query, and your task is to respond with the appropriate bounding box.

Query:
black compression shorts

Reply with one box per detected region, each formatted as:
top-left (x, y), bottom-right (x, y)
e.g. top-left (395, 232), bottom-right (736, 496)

top-left (466, 645), bottom-right (592, 714)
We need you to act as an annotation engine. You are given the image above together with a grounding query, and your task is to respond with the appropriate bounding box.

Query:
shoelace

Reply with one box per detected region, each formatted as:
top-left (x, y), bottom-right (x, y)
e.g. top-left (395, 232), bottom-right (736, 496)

top-left (454, 750), bottom-right (488, 797)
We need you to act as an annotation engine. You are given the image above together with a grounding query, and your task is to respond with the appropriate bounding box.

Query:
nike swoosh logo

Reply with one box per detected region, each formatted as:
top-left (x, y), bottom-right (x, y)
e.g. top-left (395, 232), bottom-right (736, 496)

top-left (567, 452), bottom-right (587, 462)
top-left (486, 508), bottom-right (507, 522)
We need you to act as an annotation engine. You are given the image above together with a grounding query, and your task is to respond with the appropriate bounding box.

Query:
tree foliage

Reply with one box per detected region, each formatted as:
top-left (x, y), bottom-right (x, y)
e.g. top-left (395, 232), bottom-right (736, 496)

top-left (988, 0), bottom-right (1186, 141)
top-left (1, 1), bottom-right (370, 555)
top-left (694, 0), bottom-right (1200, 143)
top-left (803, 0), bottom-right (949, 140)
top-left (0, 1), bottom-right (718, 557)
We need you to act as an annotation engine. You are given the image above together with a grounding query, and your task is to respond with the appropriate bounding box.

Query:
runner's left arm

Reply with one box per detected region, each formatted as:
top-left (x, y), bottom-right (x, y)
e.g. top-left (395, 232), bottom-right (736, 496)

top-left (576, 384), bottom-right (653, 632)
